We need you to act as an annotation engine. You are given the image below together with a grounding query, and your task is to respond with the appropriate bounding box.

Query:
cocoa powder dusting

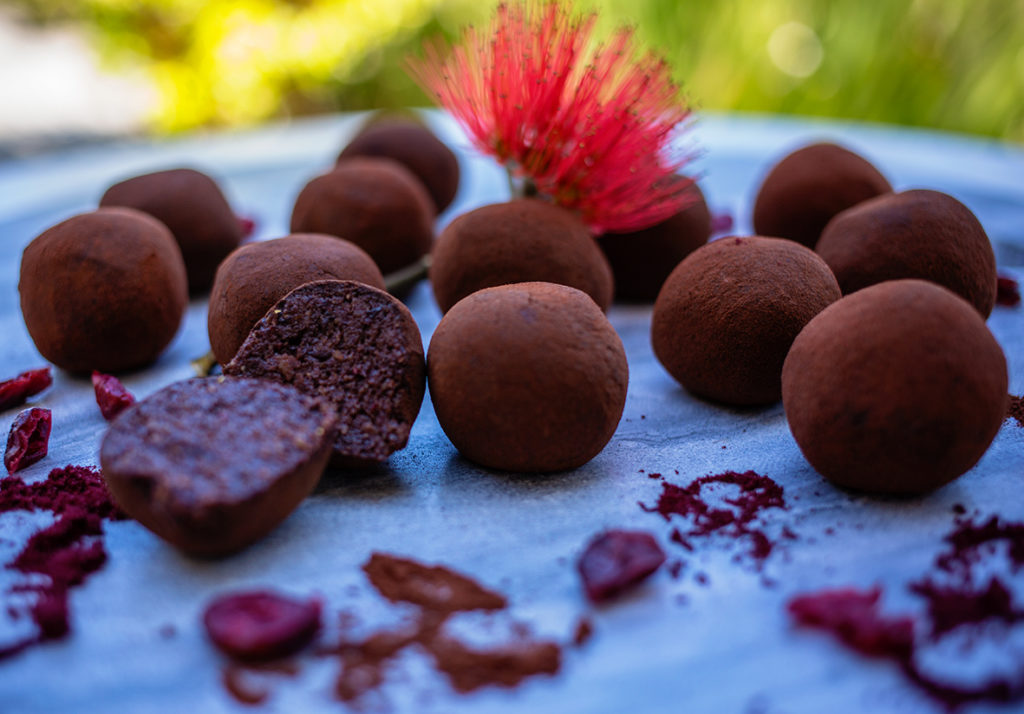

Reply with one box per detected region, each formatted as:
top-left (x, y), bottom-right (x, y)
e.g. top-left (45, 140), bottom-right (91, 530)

top-left (1006, 395), bottom-right (1024, 428)
top-left (363, 553), bottom-right (507, 613)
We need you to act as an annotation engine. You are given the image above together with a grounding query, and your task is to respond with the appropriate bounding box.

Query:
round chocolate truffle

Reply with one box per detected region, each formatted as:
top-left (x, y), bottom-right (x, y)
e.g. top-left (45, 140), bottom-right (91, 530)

top-left (337, 115), bottom-right (460, 213)
top-left (100, 168), bottom-right (242, 293)
top-left (19, 208), bottom-right (188, 374)
top-left (427, 282), bottom-right (628, 472)
top-left (651, 236), bottom-right (841, 406)
top-left (815, 189), bottom-right (997, 318)
top-left (100, 377), bottom-right (337, 556)
top-left (225, 280), bottom-right (425, 467)
top-left (752, 143), bottom-right (892, 248)
top-left (597, 181), bottom-right (711, 302)
top-left (208, 233), bottom-right (385, 365)
top-left (782, 280), bottom-right (1007, 495)
top-left (430, 199), bottom-right (614, 314)
top-left (290, 158), bottom-right (434, 276)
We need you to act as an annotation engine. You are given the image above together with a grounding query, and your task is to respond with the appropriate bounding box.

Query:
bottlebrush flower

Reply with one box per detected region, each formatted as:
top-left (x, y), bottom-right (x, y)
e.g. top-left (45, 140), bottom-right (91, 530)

top-left (409, 1), bottom-right (696, 234)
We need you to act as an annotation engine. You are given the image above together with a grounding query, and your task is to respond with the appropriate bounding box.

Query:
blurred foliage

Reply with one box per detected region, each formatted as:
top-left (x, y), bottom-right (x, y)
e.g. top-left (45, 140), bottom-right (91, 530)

top-left (9, 0), bottom-right (1024, 141)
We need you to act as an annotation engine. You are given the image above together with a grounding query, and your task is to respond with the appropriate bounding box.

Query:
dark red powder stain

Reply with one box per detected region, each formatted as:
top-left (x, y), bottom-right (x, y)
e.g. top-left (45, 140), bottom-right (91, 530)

top-left (0, 368), bottom-right (51, 412)
top-left (789, 516), bottom-right (1024, 709)
top-left (641, 470), bottom-right (787, 565)
top-left (0, 465), bottom-right (126, 660)
top-left (996, 275), bottom-right (1021, 307)
top-left (1006, 395), bottom-right (1024, 428)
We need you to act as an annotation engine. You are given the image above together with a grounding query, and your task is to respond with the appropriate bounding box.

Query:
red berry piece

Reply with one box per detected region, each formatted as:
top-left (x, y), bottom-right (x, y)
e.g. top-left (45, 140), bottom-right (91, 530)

top-left (204, 591), bottom-right (321, 661)
top-left (787, 587), bottom-right (914, 659)
top-left (578, 530), bottom-right (666, 603)
top-left (4, 408), bottom-right (52, 474)
top-left (0, 368), bottom-right (52, 412)
top-left (91, 372), bottom-right (136, 421)
top-left (997, 275), bottom-right (1021, 307)
top-left (238, 215), bottom-right (257, 239)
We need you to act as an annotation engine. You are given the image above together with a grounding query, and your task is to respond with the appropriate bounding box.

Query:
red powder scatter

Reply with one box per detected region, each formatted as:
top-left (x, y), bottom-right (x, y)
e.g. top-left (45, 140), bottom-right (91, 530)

top-left (997, 275), bottom-right (1021, 307)
top-left (91, 372), bottom-right (136, 421)
top-left (1007, 395), bottom-right (1024, 428)
top-left (0, 368), bottom-right (51, 412)
top-left (788, 588), bottom-right (914, 659)
top-left (577, 530), bottom-right (665, 602)
top-left (790, 516), bottom-right (1024, 709)
top-left (572, 617), bottom-right (594, 647)
top-left (641, 470), bottom-right (786, 565)
top-left (203, 591), bottom-right (321, 661)
top-left (667, 561), bottom-right (683, 579)
top-left (222, 664), bottom-right (268, 707)
top-left (238, 215), bottom-right (257, 240)
top-left (0, 465), bottom-right (125, 660)
top-left (648, 472), bottom-right (662, 479)
top-left (4, 408), bottom-right (51, 474)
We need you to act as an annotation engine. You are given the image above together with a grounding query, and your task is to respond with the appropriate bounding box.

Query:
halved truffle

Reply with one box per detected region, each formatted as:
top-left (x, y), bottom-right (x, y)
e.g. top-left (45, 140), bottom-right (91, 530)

top-left (224, 280), bottom-right (426, 467)
top-left (208, 233), bottom-right (386, 365)
top-left (99, 377), bottom-right (337, 556)
top-left (782, 280), bottom-right (1007, 494)
top-left (651, 236), bottom-right (841, 406)
top-left (430, 199), bottom-right (614, 314)
top-left (596, 181), bottom-right (711, 302)
top-left (337, 115), bottom-right (460, 213)
top-left (815, 189), bottom-right (997, 317)
top-left (427, 282), bottom-right (628, 472)
top-left (752, 143), bottom-right (892, 248)
top-left (19, 208), bottom-right (188, 374)
top-left (290, 158), bottom-right (434, 276)
top-left (100, 168), bottom-right (242, 293)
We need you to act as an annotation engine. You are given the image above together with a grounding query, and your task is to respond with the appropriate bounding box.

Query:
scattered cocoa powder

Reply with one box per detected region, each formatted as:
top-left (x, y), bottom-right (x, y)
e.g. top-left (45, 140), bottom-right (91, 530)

top-left (641, 470), bottom-right (787, 565)
top-left (0, 465), bottom-right (125, 659)
top-left (363, 553), bottom-right (507, 613)
top-left (1006, 395), bottom-right (1024, 428)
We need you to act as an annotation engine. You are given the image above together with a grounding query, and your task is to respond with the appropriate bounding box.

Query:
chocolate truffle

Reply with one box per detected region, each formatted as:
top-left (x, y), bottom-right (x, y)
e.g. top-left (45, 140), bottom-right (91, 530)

top-left (100, 168), bottom-right (242, 293)
top-left (430, 199), bottom-right (614, 314)
top-left (225, 280), bottom-right (425, 467)
top-left (752, 143), bottom-right (892, 248)
top-left (782, 280), bottom-right (1007, 494)
top-left (290, 158), bottom-right (434, 276)
top-left (651, 236), bottom-right (841, 405)
top-left (19, 208), bottom-right (188, 374)
top-left (815, 189), bottom-right (998, 318)
top-left (99, 377), bottom-right (337, 556)
top-left (338, 115), bottom-right (460, 213)
top-left (208, 233), bottom-right (386, 365)
top-left (596, 181), bottom-right (711, 302)
top-left (427, 282), bottom-right (628, 472)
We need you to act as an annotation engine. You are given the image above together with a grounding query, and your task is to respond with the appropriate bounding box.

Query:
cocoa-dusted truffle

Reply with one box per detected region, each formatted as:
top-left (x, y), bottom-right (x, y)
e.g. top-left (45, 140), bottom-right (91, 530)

top-left (752, 143), bottom-right (892, 248)
top-left (651, 236), bottom-right (841, 405)
top-left (19, 208), bottom-right (188, 374)
top-left (290, 158), bottom-right (434, 276)
top-left (100, 168), bottom-right (242, 293)
top-left (99, 377), bottom-right (337, 556)
top-left (208, 233), bottom-right (385, 365)
top-left (225, 280), bottom-right (425, 467)
top-left (427, 282), bottom-right (628, 472)
top-left (815, 189), bottom-right (997, 318)
top-left (782, 280), bottom-right (1007, 494)
top-left (430, 199), bottom-right (614, 314)
top-left (338, 115), bottom-right (460, 213)
top-left (596, 181), bottom-right (711, 302)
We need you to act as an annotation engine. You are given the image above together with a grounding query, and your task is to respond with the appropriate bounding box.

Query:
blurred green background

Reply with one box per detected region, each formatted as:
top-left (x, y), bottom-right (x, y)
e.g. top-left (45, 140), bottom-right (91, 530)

top-left (8, 0), bottom-right (1024, 141)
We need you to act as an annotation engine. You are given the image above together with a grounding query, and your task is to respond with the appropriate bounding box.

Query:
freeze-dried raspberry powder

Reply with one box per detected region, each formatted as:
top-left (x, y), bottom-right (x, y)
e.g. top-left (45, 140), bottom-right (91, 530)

top-left (577, 530), bottom-right (665, 602)
top-left (788, 588), bottom-right (914, 659)
top-left (91, 372), bottom-right (135, 421)
top-left (4, 408), bottom-right (51, 474)
top-left (641, 470), bottom-right (786, 564)
top-left (0, 465), bottom-right (125, 660)
top-left (0, 368), bottom-right (51, 412)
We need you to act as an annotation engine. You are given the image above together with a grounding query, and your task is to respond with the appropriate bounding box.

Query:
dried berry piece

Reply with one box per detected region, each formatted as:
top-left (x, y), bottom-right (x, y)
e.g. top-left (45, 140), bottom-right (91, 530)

top-left (0, 368), bottom-right (52, 412)
top-left (787, 587), bottom-right (914, 659)
top-left (4, 408), bottom-right (52, 474)
top-left (577, 530), bottom-right (666, 602)
top-left (204, 591), bottom-right (321, 661)
top-left (91, 372), bottom-right (136, 421)
top-left (997, 275), bottom-right (1021, 307)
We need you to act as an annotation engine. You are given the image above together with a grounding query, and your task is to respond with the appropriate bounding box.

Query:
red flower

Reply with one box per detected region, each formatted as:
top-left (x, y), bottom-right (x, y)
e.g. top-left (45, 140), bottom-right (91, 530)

top-left (409, 1), bottom-right (695, 234)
